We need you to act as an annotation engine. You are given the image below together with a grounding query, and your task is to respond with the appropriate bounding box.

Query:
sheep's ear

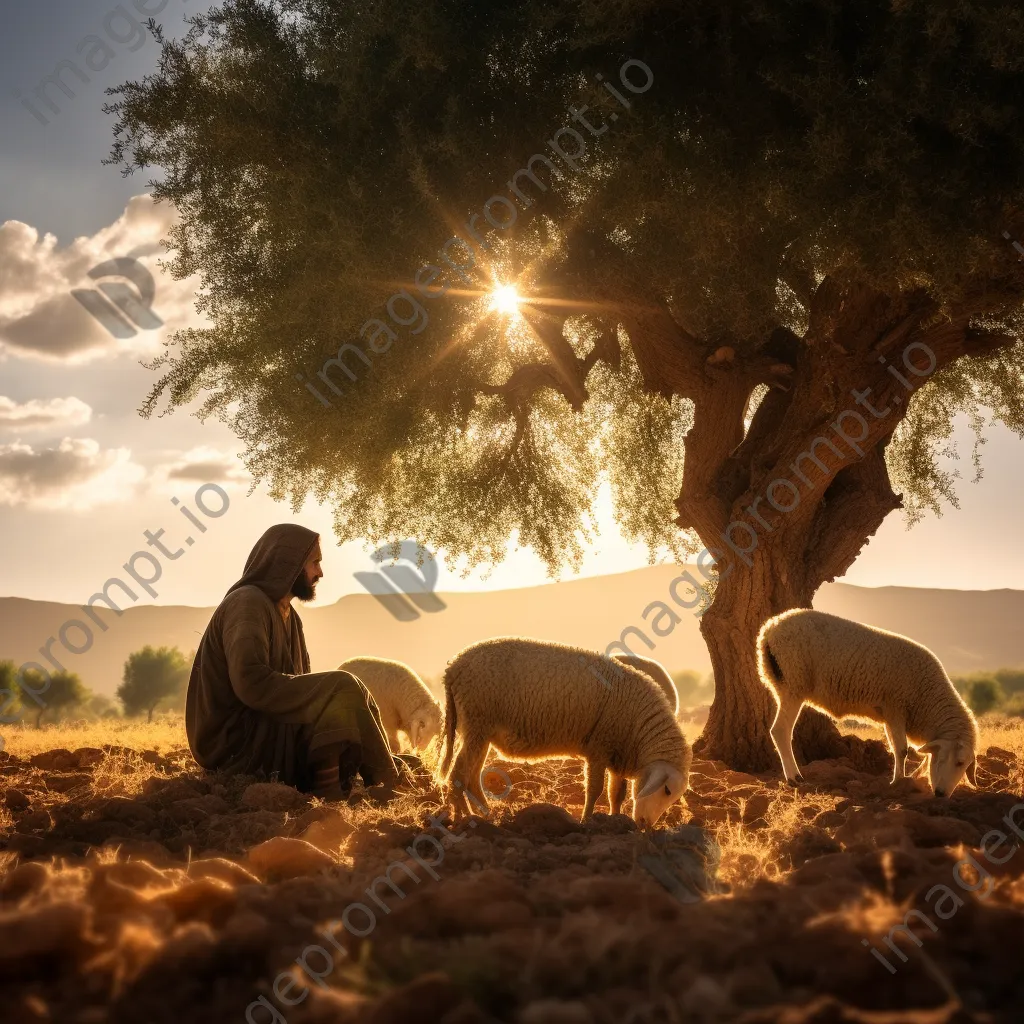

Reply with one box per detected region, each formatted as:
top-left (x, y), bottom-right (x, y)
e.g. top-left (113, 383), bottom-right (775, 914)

top-left (636, 765), bottom-right (669, 800)
top-left (966, 757), bottom-right (978, 786)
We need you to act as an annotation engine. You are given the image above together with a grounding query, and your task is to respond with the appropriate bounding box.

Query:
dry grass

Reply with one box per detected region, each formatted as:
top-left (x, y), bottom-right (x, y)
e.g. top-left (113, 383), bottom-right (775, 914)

top-left (1, 714), bottom-right (187, 758)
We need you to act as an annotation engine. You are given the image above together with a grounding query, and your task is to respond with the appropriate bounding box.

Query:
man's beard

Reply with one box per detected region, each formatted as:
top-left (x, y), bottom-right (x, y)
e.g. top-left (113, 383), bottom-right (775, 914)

top-left (290, 574), bottom-right (316, 601)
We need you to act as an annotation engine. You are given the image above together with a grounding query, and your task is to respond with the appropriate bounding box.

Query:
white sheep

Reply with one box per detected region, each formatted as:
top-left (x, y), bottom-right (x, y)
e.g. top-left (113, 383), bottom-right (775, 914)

top-left (757, 609), bottom-right (978, 796)
top-left (338, 656), bottom-right (442, 752)
top-left (613, 653), bottom-right (679, 715)
top-left (439, 637), bottom-right (691, 825)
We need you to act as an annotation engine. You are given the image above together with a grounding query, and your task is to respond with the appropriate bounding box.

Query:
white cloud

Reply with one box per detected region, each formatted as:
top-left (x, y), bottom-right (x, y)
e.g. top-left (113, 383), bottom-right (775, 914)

top-left (0, 395), bottom-right (92, 432)
top-left (0, 195), bottom-right (206, 363)
top-left (0, 437), bottom-right (146, 509)
top-left (156, 446), bottom-right (251, 487)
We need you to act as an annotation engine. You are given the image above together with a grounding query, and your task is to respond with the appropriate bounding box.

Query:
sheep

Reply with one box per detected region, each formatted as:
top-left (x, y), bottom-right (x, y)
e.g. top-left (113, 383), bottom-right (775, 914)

top-left (338, 656), bottom-right (442, 752)
top-left (757, 608), bottom-right (978, 797)
top-left (613, 653), bottom-right (679, 715)
top-left (439, 637), bottom-right (691, 826)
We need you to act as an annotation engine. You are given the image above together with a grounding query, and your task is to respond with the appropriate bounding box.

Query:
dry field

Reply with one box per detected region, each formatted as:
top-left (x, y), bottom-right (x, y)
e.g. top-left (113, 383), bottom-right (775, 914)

top-left (3, 715), bottom-right (1024, 1024)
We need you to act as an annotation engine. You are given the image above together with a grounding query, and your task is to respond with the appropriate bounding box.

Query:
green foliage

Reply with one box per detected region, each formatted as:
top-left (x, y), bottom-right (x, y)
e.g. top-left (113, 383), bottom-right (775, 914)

top-left (954, 668), bottom-right (1024, 715)
top-left (17, 669), bottom-right (92, 727)
top-left (966, 676), bottom-right (1003, 715)
top-left (118, 646), bottom-right (190, 722)
top-left (994, 668), bottom-right (1024, 695)
top-left (0, 660), bottom-right (19, 720)
top-left (105, 0), bottom-right (1024, 571)
top-left (87, 694), bottom-right (119, 719)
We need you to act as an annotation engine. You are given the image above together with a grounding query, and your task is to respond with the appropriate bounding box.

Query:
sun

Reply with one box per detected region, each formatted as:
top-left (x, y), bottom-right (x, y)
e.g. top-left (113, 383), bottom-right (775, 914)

top-left (489, 284), bottom-right (521, 315)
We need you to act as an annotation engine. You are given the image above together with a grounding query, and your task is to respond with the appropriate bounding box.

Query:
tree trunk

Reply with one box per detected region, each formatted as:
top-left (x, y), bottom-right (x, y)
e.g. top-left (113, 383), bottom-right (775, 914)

top-left (35, 708), bottom-right (44, 729)
top-left (147, 706), bottom-right (154, 723)
top-left (694, 532), bottom-right (847, 771)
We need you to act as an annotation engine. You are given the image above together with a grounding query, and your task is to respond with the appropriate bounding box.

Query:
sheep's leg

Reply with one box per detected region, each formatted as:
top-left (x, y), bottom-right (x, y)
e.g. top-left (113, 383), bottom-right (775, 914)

top-left (769, 696), bottom-right (805, 783)
top-left (582, 760), bottom-right (607, 821)
top-left (607, 772), bottom-right (628, 816)
top-left (884, 720), bottom-right (909, 782)
top-left (450, 734), bottom-right (490, 817)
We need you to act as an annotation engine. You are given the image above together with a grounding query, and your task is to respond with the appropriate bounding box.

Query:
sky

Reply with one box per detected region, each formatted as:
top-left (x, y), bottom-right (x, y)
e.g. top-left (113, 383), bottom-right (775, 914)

top-left (1, 0), bottom-right (1023, 611)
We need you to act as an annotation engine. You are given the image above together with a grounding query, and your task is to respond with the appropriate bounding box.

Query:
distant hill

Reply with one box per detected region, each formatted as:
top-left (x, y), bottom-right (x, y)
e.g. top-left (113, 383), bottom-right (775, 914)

top-left (2, 565), bottom-right (1023, 697)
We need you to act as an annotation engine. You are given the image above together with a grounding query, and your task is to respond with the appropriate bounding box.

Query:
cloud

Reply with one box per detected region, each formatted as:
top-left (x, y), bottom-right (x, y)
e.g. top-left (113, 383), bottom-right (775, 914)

top-left (0, 195), bottom-right (205, 363)
top-left (0, 437), bottom-right (146, 509)
top-left (158, 446), bottom-right (251, 487)
top-left (0, 396), bottom-right (92, 432)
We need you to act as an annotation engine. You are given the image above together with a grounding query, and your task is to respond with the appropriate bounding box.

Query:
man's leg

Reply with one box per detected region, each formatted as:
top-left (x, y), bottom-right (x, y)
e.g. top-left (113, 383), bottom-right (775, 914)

top-left (305, 739), bottom-right (363, 798)
top-left (307, 672), bottom-right (402, 788)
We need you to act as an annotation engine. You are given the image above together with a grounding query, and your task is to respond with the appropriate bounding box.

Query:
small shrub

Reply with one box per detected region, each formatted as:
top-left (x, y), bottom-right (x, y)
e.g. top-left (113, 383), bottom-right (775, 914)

top-left (967, 677), bottom-right (1003, 715)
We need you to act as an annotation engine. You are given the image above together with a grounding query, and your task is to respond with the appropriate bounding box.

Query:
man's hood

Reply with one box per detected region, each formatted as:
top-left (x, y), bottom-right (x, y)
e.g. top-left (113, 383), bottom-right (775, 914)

top-left (227, 524), bottom-right (320, 603)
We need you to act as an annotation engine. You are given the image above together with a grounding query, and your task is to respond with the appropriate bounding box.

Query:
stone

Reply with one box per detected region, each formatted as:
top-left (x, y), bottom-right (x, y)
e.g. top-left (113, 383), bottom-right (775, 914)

top-left (246, 836), bottom-right (336, 879)
top-left (511, 803), bottom-right (584, 838)
top-left (98, 798), bottom-right (158, 828)
top-left (5, 788), bottom-right (31, 811)
top-left (240, 782), bottom-right (309, 812)
top-left (28, 749), bottom-right (77, 772)
top-left (72, 747), bottom-right (105, 768)
top-left (187, 857), bottom-right (261, 887)
top-left (18, 809), bottom-right (53, 833)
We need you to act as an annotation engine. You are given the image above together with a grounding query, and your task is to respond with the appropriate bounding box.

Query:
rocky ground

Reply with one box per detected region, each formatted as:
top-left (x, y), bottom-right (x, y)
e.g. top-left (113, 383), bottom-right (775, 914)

top-left (2, 734), bottom-right (1024, 1024)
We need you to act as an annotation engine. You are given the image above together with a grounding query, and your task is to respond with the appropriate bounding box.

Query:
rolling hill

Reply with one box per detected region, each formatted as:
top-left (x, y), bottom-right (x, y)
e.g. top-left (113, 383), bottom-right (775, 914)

top-left (2, 564), bottom-right (1023, 697)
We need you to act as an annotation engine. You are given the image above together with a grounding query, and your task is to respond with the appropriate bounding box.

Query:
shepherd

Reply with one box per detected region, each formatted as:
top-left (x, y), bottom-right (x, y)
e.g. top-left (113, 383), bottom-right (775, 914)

top-left (186, 523), bottom-right (411, 800)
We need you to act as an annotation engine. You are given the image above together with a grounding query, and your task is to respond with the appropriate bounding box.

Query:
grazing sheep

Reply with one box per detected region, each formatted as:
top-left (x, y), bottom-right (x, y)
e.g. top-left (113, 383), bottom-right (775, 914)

top-left (338, 656), bottom-right (442, 752)
top-left (613, 653), bottom-right (679, 715)
top-left (440, 637), bottom-right (691, 825)
top-left (757, 609), bottom-right (978, 796)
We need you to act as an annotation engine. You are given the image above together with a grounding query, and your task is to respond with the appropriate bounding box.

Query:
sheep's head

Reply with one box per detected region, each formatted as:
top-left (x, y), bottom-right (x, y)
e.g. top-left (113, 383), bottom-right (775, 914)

top-left (919, 738), bottom-right (976, 797)
top-left (633, 760), bottom-right (688, 828)
top-left (410, 706), bottom-right (442, 750)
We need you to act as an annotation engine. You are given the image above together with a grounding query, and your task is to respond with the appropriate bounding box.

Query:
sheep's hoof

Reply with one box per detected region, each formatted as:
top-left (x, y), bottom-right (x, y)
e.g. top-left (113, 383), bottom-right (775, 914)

top-left (787, 774), bottom-right (805, 787)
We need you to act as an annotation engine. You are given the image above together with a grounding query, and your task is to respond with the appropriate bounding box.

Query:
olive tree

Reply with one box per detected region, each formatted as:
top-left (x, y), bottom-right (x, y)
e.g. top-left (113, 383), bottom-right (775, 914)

top-left (107, 0), bottom-right (1024, 768)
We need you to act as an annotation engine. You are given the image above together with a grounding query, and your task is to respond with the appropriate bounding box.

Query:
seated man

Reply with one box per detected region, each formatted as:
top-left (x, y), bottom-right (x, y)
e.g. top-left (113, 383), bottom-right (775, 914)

top-left (186, 523), bottom-right (406, 799)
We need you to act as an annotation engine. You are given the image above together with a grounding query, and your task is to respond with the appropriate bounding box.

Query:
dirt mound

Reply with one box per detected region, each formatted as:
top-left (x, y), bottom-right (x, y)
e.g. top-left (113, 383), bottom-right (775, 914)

top-left (2, 742), bottom-right (1024, 1023)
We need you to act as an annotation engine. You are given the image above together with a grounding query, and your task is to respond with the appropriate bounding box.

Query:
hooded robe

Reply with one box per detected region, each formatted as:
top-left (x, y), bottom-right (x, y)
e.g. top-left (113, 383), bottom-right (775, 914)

top-left (185, 523), bottom-right (398, 789)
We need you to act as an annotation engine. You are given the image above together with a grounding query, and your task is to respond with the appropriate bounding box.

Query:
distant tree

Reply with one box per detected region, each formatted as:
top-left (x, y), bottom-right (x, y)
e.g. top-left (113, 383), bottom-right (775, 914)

top-left (18, 669), bottom-right (92, 728)
top-left (967, 677), bottom-right (1003, 716)
top-left (0, 660), bottom-right (20, 722)
top-left (673, 669), bottom-right (714, 708)
top-left (118, 646), bottom-right (189, 722)
top-left (86, 694), bottom-right (118, 719)
top-left (994, 669), bottom-right (1024, 696)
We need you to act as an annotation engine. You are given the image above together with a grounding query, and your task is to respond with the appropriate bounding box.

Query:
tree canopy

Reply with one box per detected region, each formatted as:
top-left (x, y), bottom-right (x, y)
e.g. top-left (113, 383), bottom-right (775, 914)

top-left (12, 668), bottom-right (92, 728)
top-left (109, 0), bottom-right (1024, 574)
top-left (118, 646), bottom-right (190, 722)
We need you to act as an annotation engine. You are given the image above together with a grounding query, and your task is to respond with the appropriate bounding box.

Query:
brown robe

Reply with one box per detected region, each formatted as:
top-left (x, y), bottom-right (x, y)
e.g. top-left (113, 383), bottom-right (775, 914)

top-left (185, 523), bottom-right (398, 789)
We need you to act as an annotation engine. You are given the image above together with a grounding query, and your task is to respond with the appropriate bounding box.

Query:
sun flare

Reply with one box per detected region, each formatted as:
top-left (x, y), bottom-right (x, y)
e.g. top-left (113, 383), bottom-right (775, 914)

top-left (490, 284), bottom-right (521, 315)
